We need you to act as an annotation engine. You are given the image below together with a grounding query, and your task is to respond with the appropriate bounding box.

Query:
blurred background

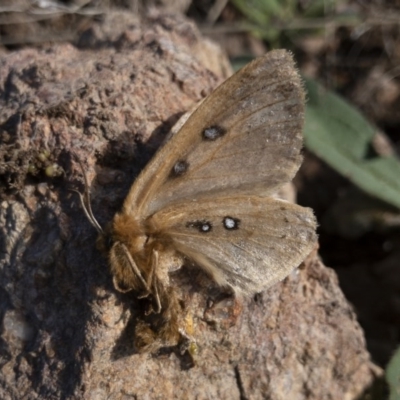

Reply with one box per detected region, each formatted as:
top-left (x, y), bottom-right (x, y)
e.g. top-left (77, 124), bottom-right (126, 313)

top-left (1, 0), bottom-right (399, 394)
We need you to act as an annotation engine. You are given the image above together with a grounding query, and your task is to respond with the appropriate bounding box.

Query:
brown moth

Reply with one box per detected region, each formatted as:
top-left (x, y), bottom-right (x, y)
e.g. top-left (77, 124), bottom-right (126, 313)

top-left (79, 49), bottom-right (317, 352)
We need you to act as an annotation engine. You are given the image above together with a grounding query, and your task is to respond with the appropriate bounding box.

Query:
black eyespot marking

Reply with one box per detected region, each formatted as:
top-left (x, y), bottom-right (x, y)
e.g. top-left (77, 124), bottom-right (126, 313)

top-left (186, 220), bottom-right (213, 233)
top-left (171, 160), bottom-right (189, 177)
top-left (202, 125), bottom-right (226, 141)
top-left (223, 216), bottom-right (240, 230)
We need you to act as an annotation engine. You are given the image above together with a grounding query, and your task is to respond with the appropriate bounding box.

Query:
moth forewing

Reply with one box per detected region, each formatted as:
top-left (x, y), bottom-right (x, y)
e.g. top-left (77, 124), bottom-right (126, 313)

top-left (121, 49), bottom-right (305, 218)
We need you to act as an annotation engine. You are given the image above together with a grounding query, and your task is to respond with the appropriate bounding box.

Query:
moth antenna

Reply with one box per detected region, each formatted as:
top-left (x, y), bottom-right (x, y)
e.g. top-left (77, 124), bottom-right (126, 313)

top-left (73, 189), bottom-right (103, 234)
top-left (72, 157), bottom-right (103, 234)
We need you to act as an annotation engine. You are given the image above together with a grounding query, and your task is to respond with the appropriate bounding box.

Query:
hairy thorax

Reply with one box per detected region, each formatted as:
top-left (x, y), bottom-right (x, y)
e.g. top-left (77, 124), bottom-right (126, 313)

top-left (104, 212), bottom-right (183, 295)
top-left (112, 213), bottom-right (148, 256)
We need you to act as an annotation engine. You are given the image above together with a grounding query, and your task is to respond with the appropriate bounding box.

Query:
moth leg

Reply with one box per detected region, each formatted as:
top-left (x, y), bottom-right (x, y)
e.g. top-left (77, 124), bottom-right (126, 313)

top-left (144, 282), bottom-right (161, 315)
top-left (112, 276), bottom-right (134, 293)
top-left (143, 249), bottom-right (162, 315)
top-left (145, 249), bottom-right (158, 292)
top-left (137, 250), bottom-right (156, 299)
top-left (120, 243), bottom-right (150, 293)
top-left (152, 280), bottom-right (162, 314)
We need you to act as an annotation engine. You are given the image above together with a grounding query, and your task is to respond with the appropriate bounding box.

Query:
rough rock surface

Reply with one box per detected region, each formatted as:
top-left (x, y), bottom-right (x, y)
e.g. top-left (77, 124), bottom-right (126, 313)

top-left (0, 11), bottom-right (381, 400)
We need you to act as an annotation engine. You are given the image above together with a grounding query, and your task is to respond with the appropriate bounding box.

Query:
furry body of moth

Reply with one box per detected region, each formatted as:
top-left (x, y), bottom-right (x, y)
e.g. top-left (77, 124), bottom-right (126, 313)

top-left (105, 213), bottom-right (182, 314)
top-left (81, 49), bottom-right (318, 352)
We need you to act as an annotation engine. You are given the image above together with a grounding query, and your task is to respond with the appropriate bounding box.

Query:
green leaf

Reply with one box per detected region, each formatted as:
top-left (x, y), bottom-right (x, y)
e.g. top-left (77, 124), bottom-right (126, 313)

top-left (387, 347), bottom-right (400, 400)
top-left (231, 0), bottom-right (298, 43)
top-left (304, 77), bottom-right (400, 210)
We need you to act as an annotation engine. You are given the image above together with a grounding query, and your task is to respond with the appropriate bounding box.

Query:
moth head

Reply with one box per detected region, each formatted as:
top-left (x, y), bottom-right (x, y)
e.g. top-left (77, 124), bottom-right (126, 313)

top-left (107, 239), bottom-right (148, 294)
top-left (102, 213), bottom-right (150, 294)
top-left (78, 193), bottom-right (150, 294)
top-left (74, 159), bottom-right (149, 295)
top-left (95, 221), bottom-right (112, 253)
